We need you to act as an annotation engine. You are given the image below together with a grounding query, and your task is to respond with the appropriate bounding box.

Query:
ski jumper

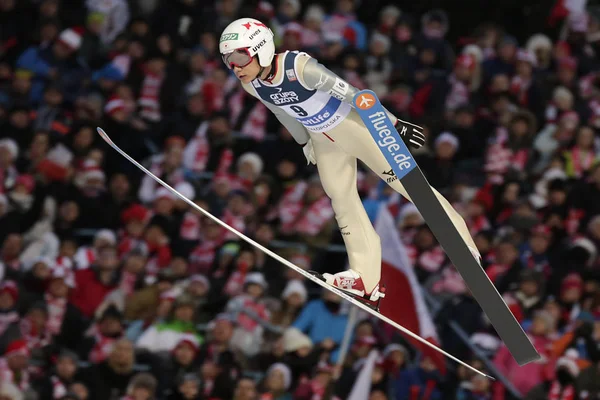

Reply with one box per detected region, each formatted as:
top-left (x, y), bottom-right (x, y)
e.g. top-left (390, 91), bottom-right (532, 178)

top-left (242, 51), bottom-right (478, 292)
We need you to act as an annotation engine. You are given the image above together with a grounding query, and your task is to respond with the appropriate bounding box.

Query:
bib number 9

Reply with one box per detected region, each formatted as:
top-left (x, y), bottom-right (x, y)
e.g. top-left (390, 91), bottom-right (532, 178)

top-left (290, 105), bottom-right (308, 117)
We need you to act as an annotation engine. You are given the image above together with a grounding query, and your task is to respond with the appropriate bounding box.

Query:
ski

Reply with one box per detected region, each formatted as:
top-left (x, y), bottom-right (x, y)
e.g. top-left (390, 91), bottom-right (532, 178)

top-left (96, 127), bottom-right (493, 379)
top-left (353, 90), bottom-right (540, 366)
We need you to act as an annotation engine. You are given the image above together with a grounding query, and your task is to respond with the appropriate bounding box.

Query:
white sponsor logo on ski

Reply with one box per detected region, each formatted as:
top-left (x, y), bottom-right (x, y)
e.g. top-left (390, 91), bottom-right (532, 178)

top-left (368, 111), bottom-right (413, 171)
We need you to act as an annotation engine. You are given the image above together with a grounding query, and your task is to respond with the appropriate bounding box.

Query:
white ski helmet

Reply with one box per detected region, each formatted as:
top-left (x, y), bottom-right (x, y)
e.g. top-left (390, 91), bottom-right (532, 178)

top-left (219, 17), bottom-right (275, 68)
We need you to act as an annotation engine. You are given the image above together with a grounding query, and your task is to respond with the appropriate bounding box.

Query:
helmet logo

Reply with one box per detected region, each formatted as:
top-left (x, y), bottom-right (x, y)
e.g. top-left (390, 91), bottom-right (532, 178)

top-left (248, 30), bottom-right (261, 40)
top-left (220, 33), bottom-right (239, 42)
top-left (251, 39), bottom-right (267, 53)
top-left (242, 21), bottom-right (267, 30)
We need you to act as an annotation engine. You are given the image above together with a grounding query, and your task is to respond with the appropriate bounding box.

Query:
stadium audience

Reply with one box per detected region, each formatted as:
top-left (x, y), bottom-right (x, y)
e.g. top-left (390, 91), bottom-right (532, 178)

top-left (2, 0), bottom-right (600, 399)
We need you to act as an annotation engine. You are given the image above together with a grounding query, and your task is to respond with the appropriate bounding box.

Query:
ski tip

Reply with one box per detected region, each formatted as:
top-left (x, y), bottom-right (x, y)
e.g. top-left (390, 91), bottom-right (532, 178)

top-left (516, 352), bottom-right (542, 366)
top-left (96, 127), bottom-right (111, 144)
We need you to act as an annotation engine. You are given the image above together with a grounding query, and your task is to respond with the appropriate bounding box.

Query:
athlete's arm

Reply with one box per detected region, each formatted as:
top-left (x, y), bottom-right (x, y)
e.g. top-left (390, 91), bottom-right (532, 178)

top-left (262, 100), bottom-right (311, 145)
top-left (300, 56), bottom-right (425, 149)
top-left (240, 83), bottom-right (310, 145)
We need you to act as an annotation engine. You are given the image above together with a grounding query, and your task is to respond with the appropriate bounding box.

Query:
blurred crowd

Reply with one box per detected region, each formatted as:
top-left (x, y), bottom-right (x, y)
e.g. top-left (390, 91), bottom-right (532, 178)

top-left (2, 0), bottom-right (600, 399)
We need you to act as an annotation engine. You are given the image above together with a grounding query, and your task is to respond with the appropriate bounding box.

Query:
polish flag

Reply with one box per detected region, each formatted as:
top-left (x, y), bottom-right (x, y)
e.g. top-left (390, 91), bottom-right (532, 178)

top-left (376, 205), bottom-right (446, 374)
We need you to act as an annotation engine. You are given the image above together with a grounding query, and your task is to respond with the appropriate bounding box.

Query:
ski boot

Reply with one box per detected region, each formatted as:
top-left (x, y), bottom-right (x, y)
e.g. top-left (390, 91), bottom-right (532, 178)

top-left (308, 269), bottom-right (386, 312)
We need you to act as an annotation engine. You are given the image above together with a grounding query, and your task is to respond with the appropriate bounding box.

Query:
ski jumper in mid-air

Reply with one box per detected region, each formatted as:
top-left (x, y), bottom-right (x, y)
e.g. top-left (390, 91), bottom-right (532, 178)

top-left (219, 18), bottom-right (481, 306)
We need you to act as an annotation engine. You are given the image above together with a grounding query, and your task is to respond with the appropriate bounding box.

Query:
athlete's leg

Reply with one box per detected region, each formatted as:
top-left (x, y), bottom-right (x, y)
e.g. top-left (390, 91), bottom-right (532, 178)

top-left (336, 111), bottom-right (480, 256)
top-left (310, 132), bottom-right (382, 292)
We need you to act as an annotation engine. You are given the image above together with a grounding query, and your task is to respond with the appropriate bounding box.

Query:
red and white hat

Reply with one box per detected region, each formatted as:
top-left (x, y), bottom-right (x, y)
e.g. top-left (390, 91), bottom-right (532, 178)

top-left (289, 254), bottom-right (311, 270)
top-left (55, 256), bottom-right (74, 270)
top-left (5, 339), bottom-right (30, 358)
top-left (316, 361), bottom-right (334, 374)
top-left (531, 224), bottom-right (552, 238)
top-left (189, 274), bottom-right (210, 290)
top-left (561, 273), bottom-right (584, 293)
top-left (558, 56), bottom-right (578, 71)
top-left (15, 174), bottom-right (36, 194)
top-left (0, 280), bottom-right (19, 303)
top-left (51, 265), bottom-right (76, 288)
top-left (283, 22), bottom-right (303, 39)
top-left (104, 95), bottom-right (126, 116)
top-left (516, 49), bottom-right (537, 66)
top-left (556, 349), bottom-right (581, 376)
top-left (160, 287), bottom-right (182, 302)
top-left (175, 333), bottom-right (200, 354)
top-left (121, 204), bottom-right (151, 224)
top-left (559, 110), bottom-right (580, 131)
top-left (383, 343), bottom-right (409, 359)
top-left (455, 54), bottom-right (476, 71)
top-left (174, 181), bottom-right (195, 200)
top-left (80, 159), bottom-right (106, 182)
top-left (434, 131), bottom-right (460, 149)
top-left (37, 144), bottom-right (74, 182)
top-left (244, 272), bottom-right (268, 289)
top-left (0, 138), bottom-right (18, 160)
top-left (95, 229), bottom-right (117, 245)
top-left (256, 1), bottom-right (275, 18)
top-left (354, 335), bottom-right (378, 347)
top-left (154, 187), bottom-right (176, 202)
top-left (58, 27), bottom-right (84, 51)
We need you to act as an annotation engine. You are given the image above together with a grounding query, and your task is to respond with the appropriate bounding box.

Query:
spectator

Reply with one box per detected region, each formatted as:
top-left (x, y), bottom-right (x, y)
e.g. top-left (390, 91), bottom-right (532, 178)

top-left (271, 280), bottom-right (307, 328)
top-left (123, 372), bottom-right (158, 400)
top-left (167, 373), bottom-right (201, 400)
top-left (279, 326), bottom-right (322, 385)
top-left (78, 304), bottom-right (124, 363)
top-left (32, 350), bottom-right (83, 400)
top-left (292, 290), bottom-right (348, 362)
top-left (198, 313), bottom-right (235, 364)
top-left (70, 246), bottom-right (120, 318)
top-left (526, 348), bottom-right (585, 400)
top-left (262, 363), bottom-right (293, 400)
top-left (233, 376), bottom-right (258, 400)
top-left (198, 349), bottom-right (238, 399)
top-left (161, 334), bottom-right (201, 392)
top-left (0, 339), bottom-right (34, 394)
top-left (494, 310), bottom-right (554, 397)
top-left (16, 27), bottom-right (89, 106)
top-left (398, 355), bottom-right (444, 400)
top-left (83, 338), bottom-right (136, 400)
top-left (225, 272), bottom-right (270, 357)
top-left (136, 295), bottom-right (202, 354)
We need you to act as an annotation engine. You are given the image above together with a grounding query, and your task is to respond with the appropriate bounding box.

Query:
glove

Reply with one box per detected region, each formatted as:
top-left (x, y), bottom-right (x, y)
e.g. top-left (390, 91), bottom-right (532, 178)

top-left (302, 139), bottom-right (317, 165)
top-left (394, 118), bottom-right (426, 149)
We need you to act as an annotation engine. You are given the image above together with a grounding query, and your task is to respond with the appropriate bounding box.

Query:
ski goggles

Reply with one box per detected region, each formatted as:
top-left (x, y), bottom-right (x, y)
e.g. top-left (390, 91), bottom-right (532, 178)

top-left (221, 48), bottom-right (253, 70)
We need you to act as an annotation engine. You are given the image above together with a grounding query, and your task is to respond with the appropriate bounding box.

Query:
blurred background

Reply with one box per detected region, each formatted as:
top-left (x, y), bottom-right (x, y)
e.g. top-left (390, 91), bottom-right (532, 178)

top-left (2, 0), bottom-right (600, 399)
